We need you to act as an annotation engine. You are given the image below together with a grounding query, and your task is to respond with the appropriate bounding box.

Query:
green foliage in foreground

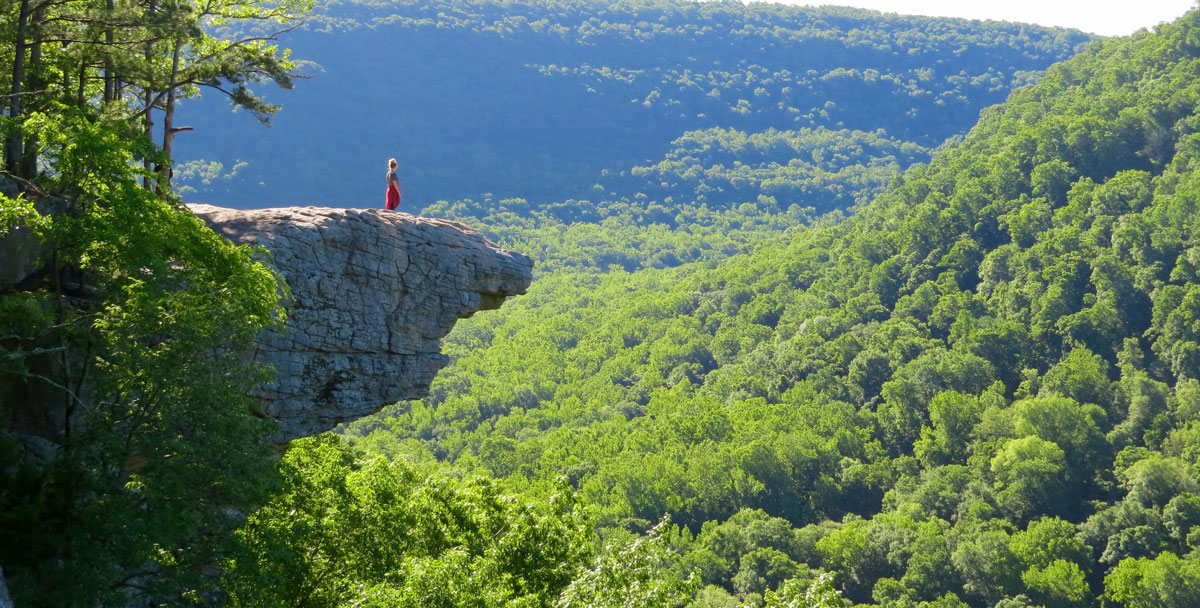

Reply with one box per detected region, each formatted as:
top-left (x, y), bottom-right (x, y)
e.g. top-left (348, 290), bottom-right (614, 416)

top-left (345, 10), bottom-right (1200, 607)
top-left (225, 434), bottom-right (705, 608)
top-left (0, 112), bottom-right (285, 605)
top-left (225, 434), bottom-right (591, 607)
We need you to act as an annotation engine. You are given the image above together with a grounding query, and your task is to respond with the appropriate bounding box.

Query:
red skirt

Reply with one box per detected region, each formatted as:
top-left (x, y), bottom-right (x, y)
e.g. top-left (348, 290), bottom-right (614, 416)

top-left (386, 185), bottom-right (401, 210)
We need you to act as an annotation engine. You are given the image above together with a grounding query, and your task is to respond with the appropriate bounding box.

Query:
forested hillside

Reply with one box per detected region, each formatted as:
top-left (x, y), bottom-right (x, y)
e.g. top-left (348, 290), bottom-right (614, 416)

top-left (15, 0), bottom-right (1200, 604)
top-left (177, 0), bottom-right (1088, 210)
top-left (337, 9), bottom-right (1200, 606)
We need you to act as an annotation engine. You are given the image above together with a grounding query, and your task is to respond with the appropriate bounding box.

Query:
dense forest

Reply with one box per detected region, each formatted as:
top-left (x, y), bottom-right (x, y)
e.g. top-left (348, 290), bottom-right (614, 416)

top-left (341, 7), bottom-right (1200, 608)
top-left (8, 0), bottom-right (1200, 605)
top-left (175, 0), bottom-right (1089, 209)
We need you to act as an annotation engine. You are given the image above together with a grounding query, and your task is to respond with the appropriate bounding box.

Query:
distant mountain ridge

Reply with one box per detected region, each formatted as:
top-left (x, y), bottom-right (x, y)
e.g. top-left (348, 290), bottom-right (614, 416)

top-left (176, 0), bottom-right (1091, 210)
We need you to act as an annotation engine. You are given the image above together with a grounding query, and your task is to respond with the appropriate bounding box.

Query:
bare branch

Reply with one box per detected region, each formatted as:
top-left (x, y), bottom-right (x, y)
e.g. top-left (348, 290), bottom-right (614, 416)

top-left (11, 370), bottom-right (94, 415)
top-left (0, 170), bottom-right (50, 197)
top-left (0, 87), bottom-right (63, 98)
top-left (3, 346), bottom-right (68, 359)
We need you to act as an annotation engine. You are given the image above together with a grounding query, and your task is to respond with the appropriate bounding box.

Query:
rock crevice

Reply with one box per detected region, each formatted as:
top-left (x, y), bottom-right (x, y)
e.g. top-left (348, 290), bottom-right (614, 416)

top-left (189, 205), bottom-right (532, 440)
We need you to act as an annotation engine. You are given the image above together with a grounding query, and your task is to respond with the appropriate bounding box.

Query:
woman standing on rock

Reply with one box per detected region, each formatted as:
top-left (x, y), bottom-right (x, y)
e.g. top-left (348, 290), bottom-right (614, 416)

top-left (385, 158), bottom-right (402, 211)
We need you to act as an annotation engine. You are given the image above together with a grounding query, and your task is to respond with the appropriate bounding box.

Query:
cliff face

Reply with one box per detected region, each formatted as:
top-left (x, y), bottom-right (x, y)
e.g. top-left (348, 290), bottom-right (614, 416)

top-left (188, 205), bottom-right (532, 440)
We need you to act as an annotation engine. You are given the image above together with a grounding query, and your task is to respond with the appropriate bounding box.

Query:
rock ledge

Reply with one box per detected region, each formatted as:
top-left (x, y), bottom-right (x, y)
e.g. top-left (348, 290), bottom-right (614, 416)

top-left (189, 204), bottom-right (532, 440)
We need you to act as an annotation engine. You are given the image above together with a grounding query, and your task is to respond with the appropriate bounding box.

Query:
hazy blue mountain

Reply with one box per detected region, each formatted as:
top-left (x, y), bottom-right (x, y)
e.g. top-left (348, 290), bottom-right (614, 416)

top-left (175, 0), bottom-right (1090, 211)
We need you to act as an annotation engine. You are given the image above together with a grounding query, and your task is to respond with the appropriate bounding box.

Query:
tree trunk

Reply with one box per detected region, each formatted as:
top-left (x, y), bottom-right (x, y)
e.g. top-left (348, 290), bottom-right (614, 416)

top-left (159, 40), bottom-right (182, 193)
top-left (60, 42), bottom-right (70, 104)
top-left (6, 0), bottom-right (31, 175)
top-left (21, 4), bottom-right (44, 177)
top-left (103, 0), bottom-right (115, 104)
top-left (76, 62), bottom-right (85, 107)
top-left (142, 0), bottom-right (156, 190)
top-left (143, 88), bottom-right (154, 189)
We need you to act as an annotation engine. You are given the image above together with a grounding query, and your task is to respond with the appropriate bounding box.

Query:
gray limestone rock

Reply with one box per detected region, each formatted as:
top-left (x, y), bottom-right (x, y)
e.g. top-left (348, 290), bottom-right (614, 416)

top-left (0, 566), bottom-right (10, 608)
top-left (188, 204), bottom-right (532, 440)
top-left (0, 176), bottom-right (61, 290)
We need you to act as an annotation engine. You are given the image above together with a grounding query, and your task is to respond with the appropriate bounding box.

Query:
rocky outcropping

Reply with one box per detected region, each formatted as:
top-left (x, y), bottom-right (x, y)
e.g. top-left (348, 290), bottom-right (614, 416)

top-left (0, 176), bottom-right (61, 290)
top-left (189, 205), bottom-right (532, 440)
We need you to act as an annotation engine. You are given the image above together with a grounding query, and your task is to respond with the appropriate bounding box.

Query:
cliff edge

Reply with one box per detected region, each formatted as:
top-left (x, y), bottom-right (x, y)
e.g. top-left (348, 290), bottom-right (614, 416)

top-left (188, 204), bottom-right (532, 440)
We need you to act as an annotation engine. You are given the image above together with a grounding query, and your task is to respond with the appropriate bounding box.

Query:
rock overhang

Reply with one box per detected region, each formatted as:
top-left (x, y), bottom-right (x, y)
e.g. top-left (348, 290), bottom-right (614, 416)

top-left (188, 204), bottom-right (533, 441)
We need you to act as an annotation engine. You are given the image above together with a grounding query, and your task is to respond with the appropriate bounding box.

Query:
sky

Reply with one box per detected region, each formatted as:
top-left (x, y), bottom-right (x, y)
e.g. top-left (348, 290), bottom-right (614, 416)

top-left (789, 0), bottom-right (1197, 36)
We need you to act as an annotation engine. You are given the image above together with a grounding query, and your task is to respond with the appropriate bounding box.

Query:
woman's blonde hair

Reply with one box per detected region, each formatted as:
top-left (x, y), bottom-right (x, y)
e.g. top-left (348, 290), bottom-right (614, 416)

top-left (388, 158), bottom-right (398, 169)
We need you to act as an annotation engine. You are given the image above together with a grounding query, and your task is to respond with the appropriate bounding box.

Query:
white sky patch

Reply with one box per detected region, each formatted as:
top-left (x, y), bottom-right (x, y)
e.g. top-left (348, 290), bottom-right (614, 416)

top-left (778, 0), bottom-right (1197, 36)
